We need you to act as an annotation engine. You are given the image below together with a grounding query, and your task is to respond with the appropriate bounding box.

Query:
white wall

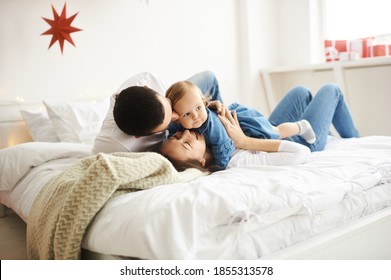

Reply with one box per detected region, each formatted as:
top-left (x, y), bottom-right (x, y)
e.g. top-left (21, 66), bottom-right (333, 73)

top-left (236, 0), bottom-right (279, 114)
top-left (0, 0), bottom-right (241, 104)
top-left (236, 0), bottom-right (324, 115)
top-left (0, 0), bottom-right (330, 116)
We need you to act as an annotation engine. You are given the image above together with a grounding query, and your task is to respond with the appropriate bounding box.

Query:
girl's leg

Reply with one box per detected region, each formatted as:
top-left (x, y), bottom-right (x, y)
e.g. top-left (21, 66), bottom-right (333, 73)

top-left (299, 83), bottom-right (360, 151)
top-left (268, 86), bottom-right (312, 125)
top-left (268, 86), bottom-right (317, 145)
top-left (274, 123), bottom-right (300, 138)
top-left (276, 121), bottom-right (316, 144)
top-left (187, 71), bottom-right (223, 103)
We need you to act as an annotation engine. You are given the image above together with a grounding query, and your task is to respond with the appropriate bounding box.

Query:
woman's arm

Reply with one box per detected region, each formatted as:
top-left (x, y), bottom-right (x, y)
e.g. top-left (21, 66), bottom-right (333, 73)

top-left (219, 110), bottom-right (310, 165)
top-left (218, 110), bottom-right (282, 152)
top-left (228, 141), bottom-right (310, 167)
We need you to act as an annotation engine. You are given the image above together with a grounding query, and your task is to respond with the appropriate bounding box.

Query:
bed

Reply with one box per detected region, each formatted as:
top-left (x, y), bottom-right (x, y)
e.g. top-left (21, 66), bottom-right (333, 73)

top-left (1, 100), bottom-right (391, 260)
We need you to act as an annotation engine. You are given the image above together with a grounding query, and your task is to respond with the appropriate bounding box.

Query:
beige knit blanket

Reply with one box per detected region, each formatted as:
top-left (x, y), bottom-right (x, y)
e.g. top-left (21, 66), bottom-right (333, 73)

top-left (26, 152), bottom-right (206, 260)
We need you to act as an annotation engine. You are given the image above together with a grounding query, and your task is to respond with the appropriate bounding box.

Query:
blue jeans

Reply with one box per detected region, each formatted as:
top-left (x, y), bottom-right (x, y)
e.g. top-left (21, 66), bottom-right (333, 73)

top-left (269, 83), bottom-right (360, 151)
top-left (187, 71), bottom-right (223, 103)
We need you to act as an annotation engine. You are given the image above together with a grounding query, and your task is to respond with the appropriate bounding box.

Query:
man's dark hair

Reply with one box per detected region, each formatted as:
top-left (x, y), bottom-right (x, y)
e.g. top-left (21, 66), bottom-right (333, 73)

top-left (113, 86), bottom-right (165, 136)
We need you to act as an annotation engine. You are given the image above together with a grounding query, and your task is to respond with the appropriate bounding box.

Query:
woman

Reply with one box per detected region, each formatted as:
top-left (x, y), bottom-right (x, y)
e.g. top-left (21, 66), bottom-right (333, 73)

top-left (160, 83), bottom-right (360, 172)
top-left (160, 129), bottom-right (310, 172)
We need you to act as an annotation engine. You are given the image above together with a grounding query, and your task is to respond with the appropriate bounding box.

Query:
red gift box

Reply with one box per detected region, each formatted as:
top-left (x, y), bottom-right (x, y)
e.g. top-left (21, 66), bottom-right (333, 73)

top-left (350, 37), bottom-right (373, 58)
top-left (324, 34), bottom-right (391, 62)
top-left (371, 45), bottom-right (391, 56)
top-left (324, 40), bottom-right (348, 61)
top-left (325, 40), bottom-right (348, 52)
top-left (366, 34), bottom-right (391, 57)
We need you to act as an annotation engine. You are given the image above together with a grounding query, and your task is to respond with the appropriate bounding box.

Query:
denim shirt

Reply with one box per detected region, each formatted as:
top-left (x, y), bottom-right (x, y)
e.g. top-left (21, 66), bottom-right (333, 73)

top-left (194, 108), bottom-right (235, 169)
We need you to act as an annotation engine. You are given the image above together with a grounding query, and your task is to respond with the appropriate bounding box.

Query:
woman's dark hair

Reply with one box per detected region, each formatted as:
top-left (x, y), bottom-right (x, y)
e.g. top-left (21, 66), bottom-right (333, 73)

top-left (165, 155), bottom-right (209, 173)
top-left (113, 86), bottom-right (165, 136)
top-left (162, 153), bottom-right (220, 174)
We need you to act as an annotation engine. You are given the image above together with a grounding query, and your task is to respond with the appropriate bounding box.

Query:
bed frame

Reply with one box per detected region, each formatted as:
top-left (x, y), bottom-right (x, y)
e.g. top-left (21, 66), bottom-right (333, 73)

top-left (1, 101), bottom-right (391, 259)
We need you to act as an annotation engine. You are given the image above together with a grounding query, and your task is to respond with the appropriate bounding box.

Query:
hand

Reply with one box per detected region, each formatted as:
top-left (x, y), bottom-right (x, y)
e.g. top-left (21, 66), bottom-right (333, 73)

top-left (218, 110), bottom-right (248, 149)
top-left (207, 100), bottom-right (229, 116)
top-left (219, 111), bottom-right (281, 152)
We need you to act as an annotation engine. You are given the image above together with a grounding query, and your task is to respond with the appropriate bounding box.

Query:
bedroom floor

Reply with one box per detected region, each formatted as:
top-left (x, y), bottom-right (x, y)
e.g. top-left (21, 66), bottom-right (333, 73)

top-left (0, 208), bottom-right (28, 260)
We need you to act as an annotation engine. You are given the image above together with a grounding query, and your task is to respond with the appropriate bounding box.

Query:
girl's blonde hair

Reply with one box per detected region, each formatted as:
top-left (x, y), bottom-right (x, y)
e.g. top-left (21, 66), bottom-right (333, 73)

top-left (166, 81), bottom-right (209, 107)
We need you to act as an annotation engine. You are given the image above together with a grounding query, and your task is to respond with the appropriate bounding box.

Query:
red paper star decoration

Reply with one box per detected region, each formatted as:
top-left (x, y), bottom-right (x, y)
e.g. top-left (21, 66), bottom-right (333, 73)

top-left (41, 3), bottom-right (82, 53)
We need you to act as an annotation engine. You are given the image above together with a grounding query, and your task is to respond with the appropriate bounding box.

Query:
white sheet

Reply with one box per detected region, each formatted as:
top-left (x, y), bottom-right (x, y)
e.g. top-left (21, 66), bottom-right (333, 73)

top-left (1, 136), bottom-right (391, 259)
top-left (82, 136), bottom-right (391, 259)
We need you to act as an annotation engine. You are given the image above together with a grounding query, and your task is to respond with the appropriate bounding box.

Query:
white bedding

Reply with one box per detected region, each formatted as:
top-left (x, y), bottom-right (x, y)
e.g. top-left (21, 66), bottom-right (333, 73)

top-left (0, 142), bottom-right (92, 221)
top-left (1, 136), bottom-right (391, 259)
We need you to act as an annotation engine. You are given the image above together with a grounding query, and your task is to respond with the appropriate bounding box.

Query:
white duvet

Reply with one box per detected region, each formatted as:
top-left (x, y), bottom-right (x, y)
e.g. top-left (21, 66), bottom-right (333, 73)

top-left (0, 142), bottom-right (92, 220)
top-left (1, 136), bottom-right (391, 259)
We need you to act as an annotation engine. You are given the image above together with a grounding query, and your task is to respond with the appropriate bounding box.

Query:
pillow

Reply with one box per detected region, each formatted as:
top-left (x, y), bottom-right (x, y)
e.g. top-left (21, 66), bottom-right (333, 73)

top-left (19, 109), bottom-right (60, 142)
top-left (44, 98), bottom-right (110, 145)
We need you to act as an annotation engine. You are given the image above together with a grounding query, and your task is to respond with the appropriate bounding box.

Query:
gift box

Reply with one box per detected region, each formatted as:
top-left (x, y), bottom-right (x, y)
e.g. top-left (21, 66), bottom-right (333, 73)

top-left (350, 37), bottom-right (373, 58)
top-left (324, 34), bottom-right (391, 62)
top-left (367, 34), bottom-right (391, 57)
top-left (324, 40), bottom-right (348, 61)
top-left (370, 45), bottom-right (391, 56)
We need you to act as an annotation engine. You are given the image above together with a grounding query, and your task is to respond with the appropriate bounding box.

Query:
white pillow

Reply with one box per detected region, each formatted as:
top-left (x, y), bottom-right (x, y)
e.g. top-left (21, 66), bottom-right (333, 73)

top-left (44, 98), bottom-right (110, 145)
top-left (19, 109), bottom-right (60, 142)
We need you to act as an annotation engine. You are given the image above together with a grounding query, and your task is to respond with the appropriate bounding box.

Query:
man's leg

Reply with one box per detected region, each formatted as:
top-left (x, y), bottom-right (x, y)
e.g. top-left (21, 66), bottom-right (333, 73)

top-left (186, 71), bottom-right (223, 103)
top-left (268, 86), bottom-right (312, 125)
top-left (268, 86), bottom-right (317, 150)
top-left (293, 83), bottom-right (359, 151)
top-left (302, 84), bottom-right (360, 139)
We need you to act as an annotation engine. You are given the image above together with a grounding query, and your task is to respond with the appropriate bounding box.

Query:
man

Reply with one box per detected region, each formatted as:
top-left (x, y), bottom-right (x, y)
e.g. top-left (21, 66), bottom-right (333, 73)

top-left (92, 71), bottom-right (223, 154)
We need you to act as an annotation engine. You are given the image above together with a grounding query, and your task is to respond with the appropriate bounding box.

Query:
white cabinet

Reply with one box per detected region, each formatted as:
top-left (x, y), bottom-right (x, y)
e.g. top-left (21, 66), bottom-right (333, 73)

top-left (260, 57), bottom-right (391, 136)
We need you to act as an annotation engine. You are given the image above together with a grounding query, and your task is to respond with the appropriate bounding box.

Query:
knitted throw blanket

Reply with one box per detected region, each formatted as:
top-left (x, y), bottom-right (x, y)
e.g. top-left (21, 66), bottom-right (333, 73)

top-left (26, 152), bottom-right (206, 260)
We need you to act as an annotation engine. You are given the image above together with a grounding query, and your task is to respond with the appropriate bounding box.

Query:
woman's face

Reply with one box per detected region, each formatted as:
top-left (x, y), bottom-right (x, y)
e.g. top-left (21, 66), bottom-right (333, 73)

top-left (160, 130), bottom-right (207, 165)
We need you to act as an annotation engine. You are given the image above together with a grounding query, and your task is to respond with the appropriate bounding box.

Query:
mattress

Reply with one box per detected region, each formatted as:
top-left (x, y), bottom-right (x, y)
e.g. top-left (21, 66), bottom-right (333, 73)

top-left (1, 136), bottom-right (391, 259)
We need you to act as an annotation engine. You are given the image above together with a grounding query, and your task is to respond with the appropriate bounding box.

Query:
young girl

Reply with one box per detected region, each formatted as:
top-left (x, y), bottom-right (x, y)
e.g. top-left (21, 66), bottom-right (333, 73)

top-left (166, 81), bottom-right (315, 170)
